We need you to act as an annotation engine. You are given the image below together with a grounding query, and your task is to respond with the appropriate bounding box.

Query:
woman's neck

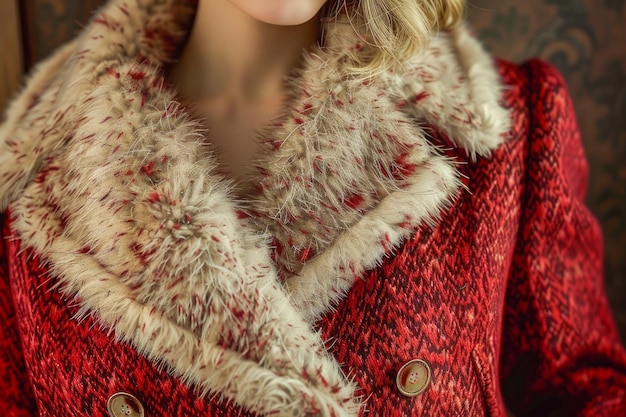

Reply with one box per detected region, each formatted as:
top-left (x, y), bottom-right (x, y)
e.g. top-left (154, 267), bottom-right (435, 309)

top-left (168, 0), bottom-right (321, 196)
top-left (171, 0), bottom-right (319, 104)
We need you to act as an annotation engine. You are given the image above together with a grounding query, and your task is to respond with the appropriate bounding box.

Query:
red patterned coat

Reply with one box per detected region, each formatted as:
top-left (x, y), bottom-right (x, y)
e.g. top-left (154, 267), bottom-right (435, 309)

top-left (1, 0), bottom-right (625, 416)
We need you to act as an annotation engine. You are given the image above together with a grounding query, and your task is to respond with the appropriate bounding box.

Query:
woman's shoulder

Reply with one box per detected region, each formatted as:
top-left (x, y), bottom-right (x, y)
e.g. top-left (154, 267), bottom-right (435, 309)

top-left (0, 40), bottom-right (79, 211)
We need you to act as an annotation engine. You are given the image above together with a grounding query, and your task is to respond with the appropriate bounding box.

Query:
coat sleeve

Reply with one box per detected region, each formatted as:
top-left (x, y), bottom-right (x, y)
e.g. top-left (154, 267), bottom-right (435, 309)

top-left (500, 59), bottom-right (626, 417)
top-left (0, 212), bottom-right (37, 416)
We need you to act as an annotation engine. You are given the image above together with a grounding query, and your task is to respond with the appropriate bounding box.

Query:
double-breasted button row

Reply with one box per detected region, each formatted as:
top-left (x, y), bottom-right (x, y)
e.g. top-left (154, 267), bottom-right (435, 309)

top-left (396, 359), bottom-right (432, 397)
top-left (106, 360), bottom-right (430, 413)
top-left (108, 392), bottom-right (145, 417)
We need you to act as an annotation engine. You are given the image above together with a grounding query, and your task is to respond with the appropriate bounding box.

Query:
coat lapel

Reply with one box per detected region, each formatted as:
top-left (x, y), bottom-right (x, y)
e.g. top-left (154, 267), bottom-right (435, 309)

top-left (251, 21), bottom-right (511, 321)
top-left (0, 0), bottom-right (510, 414)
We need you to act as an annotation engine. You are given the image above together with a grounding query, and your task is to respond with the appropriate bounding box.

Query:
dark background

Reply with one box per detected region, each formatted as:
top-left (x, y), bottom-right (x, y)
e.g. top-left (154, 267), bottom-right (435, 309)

top-left (7, 0), bottom-right (626, 339)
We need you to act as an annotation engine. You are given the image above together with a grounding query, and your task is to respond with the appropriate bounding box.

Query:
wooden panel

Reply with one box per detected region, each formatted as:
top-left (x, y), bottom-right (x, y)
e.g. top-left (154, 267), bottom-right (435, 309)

top-left (0, 0), bottom-right (23, 117)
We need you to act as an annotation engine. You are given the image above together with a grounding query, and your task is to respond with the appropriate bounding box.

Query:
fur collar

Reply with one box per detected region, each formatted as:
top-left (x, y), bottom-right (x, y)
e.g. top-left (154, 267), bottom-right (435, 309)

top-left (0, 0), bottom-right (510, 415)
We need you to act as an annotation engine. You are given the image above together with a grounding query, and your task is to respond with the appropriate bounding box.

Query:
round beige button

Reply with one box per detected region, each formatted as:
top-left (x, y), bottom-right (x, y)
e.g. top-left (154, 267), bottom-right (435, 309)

top-left (107, 392), bottom-right (145, 417)
top-left (396, 359), bottom-right (432, 397)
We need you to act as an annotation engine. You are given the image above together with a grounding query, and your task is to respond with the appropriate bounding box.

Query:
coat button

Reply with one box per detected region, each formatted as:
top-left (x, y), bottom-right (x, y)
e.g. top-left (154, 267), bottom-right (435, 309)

top-left (396, 359), bottom-right (432, 397)
top-left (107, 392), bottom-right (145, 417)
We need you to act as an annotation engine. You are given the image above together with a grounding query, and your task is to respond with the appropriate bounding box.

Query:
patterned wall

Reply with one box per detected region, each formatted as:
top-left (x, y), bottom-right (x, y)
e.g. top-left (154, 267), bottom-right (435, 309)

top-left (17, 0), bottom-right (626, 339)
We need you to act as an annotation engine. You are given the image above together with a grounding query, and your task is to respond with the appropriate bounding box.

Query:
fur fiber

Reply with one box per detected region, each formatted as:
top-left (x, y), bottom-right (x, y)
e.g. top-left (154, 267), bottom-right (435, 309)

top-left (0, 0), bottom-right (510, 415)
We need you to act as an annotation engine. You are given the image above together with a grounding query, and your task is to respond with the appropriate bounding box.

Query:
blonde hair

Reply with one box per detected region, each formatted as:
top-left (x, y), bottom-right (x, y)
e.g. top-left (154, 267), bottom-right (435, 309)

top-left (324, 0), bottom-right (466, 73)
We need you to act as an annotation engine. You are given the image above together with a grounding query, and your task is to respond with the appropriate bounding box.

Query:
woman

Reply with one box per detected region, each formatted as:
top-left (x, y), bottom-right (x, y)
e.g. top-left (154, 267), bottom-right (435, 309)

top-left (1, 0), bottom-right (625, 415)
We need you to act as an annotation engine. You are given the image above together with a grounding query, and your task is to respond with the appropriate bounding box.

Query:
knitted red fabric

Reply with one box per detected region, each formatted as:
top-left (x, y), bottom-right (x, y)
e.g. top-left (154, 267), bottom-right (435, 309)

top-left (0, 215), bottom-right (37, 417)
top-left (1, 60), bottom-right (625, 416)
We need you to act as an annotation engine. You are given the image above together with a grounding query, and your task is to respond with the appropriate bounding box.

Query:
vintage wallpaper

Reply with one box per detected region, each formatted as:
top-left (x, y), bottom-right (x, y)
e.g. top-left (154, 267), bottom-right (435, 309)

top-left (14, 0), bottom-right (626, 339)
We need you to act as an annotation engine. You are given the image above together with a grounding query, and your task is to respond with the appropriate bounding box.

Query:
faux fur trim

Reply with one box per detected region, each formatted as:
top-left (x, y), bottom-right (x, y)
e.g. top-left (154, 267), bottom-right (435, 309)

top-left (0, 40), bottom-right (78, 210)
top-left (254, 23), bottom-right (511, 320)
top-left (0, 0), bottom-right (510, 415)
